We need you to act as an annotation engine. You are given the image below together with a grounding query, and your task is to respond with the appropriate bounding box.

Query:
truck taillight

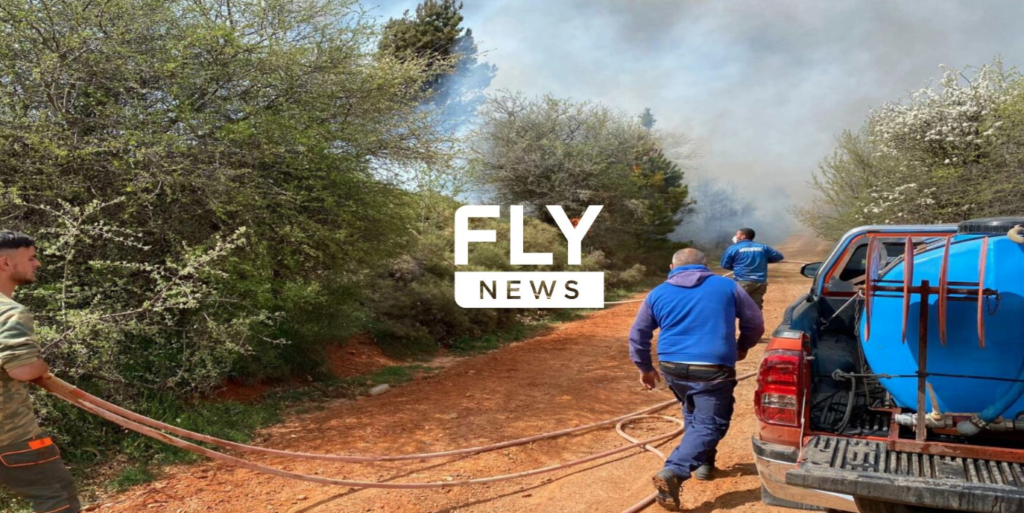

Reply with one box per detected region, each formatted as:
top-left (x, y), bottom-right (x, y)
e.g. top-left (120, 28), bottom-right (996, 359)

top-left (755, 350), bottom-right (803, 427)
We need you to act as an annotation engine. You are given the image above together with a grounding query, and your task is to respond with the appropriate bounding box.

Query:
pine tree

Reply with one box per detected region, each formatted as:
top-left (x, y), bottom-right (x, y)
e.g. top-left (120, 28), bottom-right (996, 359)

top-left (640, 107), bottom-right (656, 131)
top-left (379, 0), bottom-right (496, 125)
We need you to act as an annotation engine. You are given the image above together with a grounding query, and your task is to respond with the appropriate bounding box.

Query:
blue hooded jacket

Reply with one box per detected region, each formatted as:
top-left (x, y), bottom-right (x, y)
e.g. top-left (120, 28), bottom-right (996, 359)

top-left (720, 240), bottom-right (784, 283)
top-left (629, 265), bottom-right (764, 372)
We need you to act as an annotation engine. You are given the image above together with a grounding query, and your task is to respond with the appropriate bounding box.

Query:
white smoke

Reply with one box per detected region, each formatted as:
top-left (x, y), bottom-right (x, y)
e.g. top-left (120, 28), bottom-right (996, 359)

top-left (373, 0), bottom-right (1024, 239)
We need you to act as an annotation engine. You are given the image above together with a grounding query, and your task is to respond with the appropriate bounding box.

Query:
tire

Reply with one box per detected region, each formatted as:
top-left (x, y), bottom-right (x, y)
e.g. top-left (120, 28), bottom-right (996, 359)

top-left (854, 498), bottom-right (954, 513)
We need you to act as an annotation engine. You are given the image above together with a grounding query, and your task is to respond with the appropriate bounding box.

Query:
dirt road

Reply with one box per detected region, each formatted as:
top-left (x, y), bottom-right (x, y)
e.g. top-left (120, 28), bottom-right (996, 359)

top-left (100, 235), bottom-right (830, 513)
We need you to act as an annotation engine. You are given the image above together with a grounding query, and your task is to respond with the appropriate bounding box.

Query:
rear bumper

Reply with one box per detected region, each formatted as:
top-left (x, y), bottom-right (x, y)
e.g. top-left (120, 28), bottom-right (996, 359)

top-left (752, 435), bottom-right (857, 512)
top-left (786, 436), bottom-right (1024, 513)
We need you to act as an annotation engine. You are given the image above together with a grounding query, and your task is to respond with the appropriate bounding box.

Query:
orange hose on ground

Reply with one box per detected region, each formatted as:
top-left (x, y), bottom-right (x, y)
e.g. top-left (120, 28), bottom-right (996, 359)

top-left (616, 415), bottom-right (672, 513)
top-left (36, 371), bottom-right (755, 510)
top-left (39, 375), bottom-right (678, 462)
top-left (42, 379), bottom-right (683, 489)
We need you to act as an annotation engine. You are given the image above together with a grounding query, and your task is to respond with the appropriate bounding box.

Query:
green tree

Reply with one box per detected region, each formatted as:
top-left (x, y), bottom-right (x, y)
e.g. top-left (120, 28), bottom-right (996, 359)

top-left (631, 145), bottom-right (692, 242)
top-left (471, 92), bottom-right (691, 267)
top-left (0, 0), bottom-right (449, 393)
top-left (379, 0), bottom-right (496, 126)
top-left (640, 107), bottom-right (656, 131)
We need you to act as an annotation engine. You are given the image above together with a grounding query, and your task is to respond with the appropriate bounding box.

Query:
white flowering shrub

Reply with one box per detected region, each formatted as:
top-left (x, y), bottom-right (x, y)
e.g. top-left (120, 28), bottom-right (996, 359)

top-left (858, 183), bottom-right (939, 223)
top-left (798, 60), bottom-right (1024, 239)
top-left (2, 192), bottom-right (272, 393)
top-left (870, 61), bottom-right (1012, 166)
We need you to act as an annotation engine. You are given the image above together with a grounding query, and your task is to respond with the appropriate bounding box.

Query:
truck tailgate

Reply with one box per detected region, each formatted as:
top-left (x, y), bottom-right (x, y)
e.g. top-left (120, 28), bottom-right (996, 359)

top-left (785, 435), bottom-right (1024, 512)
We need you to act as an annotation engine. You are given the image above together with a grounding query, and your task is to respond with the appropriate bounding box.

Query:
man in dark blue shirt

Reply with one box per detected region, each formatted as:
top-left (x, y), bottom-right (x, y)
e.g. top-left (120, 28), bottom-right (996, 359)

top-left (720, 227), bottom-right (784, 310)
top-left (629, 248), bottom-right (764, 511)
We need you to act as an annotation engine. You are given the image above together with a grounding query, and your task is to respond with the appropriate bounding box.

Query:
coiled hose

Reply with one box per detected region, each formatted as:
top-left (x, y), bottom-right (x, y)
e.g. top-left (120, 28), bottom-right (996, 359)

top-left (37, 372), bottom-right (755, 511)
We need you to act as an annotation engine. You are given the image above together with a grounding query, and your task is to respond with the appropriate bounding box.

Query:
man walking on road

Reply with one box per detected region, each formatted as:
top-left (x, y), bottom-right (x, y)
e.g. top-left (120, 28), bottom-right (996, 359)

top-left (628, 248), bottom-right (764, 511)
top-left (0, 231), bottom-right (81, 513)
top-left (720, 227), bottom-right (784, 310)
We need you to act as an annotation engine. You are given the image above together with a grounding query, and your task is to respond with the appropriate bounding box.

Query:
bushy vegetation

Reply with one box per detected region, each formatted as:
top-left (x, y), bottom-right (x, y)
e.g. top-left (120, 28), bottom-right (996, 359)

top-left (0, 0), bottom-right (451, 391)
top-left (471, 91), bottom-right (693, 270)
top-left (0, 1), bottom-right (691, 506)
top-left (798, 59), bottom-right (1024, 239)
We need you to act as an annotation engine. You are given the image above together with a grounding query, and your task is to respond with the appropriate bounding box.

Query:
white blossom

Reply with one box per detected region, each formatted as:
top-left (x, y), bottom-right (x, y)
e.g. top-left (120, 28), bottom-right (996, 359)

top-left (869, 61), bottom-right (1011, 163)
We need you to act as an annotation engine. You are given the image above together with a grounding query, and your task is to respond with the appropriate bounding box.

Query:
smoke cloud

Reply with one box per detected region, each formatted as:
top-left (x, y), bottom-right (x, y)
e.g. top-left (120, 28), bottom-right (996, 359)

top-left (371, 0), bottom-right (1024, 242)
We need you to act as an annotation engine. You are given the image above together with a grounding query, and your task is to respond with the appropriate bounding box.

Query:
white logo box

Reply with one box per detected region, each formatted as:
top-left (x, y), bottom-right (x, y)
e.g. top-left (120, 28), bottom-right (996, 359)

top-left (455, 272), bottom-right (605, 308)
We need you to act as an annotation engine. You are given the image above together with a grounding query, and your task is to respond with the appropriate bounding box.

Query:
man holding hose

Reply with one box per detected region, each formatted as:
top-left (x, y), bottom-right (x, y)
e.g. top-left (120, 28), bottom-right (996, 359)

top-left (0, 231), bottom-right (81, 513)
top-left (628, 248), bottom-right (764, 511)
top-left (720, 227), bottom-right (784, 310)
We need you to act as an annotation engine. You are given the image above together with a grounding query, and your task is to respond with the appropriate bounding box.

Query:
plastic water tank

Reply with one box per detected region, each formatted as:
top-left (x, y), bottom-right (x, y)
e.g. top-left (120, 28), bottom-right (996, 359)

top-left (859, 218), bottom-right (1024, 415)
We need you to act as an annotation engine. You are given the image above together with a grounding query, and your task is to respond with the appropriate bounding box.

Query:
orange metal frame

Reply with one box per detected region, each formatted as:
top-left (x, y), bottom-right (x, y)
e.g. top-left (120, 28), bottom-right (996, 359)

top-left (814, 232), bottom-right (1003, 456)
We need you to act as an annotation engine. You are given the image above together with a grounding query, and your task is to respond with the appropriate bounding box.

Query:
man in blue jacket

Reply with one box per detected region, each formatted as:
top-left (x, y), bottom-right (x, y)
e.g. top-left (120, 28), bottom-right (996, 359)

top-left (720, 227), bottom-right (784, 310)
top-left (629, 248), bottom-right (764, 511)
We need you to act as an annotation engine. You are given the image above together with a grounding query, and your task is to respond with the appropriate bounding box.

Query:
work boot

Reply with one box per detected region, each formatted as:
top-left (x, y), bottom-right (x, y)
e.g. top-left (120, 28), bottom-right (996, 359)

top-left (693, 462), bottom-right (716, 481)
top-left (652, 468), bottom-right (683, 511)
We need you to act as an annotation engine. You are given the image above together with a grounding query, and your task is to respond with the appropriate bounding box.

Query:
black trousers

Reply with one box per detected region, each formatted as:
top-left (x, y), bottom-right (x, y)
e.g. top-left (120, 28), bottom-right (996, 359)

top-left (0, 435), bottom-right (80, 513)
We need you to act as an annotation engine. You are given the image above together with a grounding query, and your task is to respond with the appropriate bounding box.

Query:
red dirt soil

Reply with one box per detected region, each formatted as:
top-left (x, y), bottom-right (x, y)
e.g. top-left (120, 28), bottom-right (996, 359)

top-left (210, 380), bottom-right (272, 404)
top-left (323, 334), bottom-right (399, 379)
top-left (94, 232), bottom-right (831, 513)
top-left (211, 334), bottom-right (398, 403)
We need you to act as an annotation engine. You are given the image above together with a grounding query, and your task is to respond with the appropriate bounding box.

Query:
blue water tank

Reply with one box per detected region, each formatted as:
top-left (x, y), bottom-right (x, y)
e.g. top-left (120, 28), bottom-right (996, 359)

top-left (859, 226), bottom-right (1024, 416)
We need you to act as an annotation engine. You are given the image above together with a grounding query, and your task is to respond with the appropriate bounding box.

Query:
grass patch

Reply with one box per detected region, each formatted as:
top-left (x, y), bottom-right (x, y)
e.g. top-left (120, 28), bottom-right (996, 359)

top-left (84, 364), bottom-right (441, 471)
top-left (369, 364), bottom-right (437, 384)
top-left (450, 325), bottom-right (528, 355)
top-left (1, 385), bottom-right (296, 512)
top-left (0, 491), bottom-right (27, 512)
top-left (109, 464), bottom-right (155, 492)
top-left (101, 388), bottom-right (307, 469)
top-left (607, 278), bottom-right (662, 301)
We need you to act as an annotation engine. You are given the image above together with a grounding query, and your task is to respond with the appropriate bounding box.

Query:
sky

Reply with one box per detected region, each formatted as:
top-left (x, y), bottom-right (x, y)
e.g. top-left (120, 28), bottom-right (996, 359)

top-left (368, 0), bottom-right (1024, 237)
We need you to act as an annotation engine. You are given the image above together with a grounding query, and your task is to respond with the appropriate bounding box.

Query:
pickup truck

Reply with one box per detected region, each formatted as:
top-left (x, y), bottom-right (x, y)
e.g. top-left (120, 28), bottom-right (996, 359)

top-left (752, 221), bottom-right (1024, 513)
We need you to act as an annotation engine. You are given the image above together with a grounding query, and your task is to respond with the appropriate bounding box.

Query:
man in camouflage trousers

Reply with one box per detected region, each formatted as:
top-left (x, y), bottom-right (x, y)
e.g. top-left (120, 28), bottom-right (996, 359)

top-left (0, 231), bottom-right (80, 513)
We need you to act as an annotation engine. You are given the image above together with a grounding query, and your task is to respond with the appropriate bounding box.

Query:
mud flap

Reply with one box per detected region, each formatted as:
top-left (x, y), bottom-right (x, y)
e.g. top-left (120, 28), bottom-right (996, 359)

top-left (785, 436), bottom-right (1024, 513)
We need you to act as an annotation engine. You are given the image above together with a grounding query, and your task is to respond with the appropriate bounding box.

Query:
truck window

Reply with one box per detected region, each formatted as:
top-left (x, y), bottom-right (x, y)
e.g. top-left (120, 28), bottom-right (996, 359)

top-left (827, 240), bottom-right (910, 294)
top-left (837, 242), bottom-right (908, 282)
top-left (838, 244), bottom-right (869, 282)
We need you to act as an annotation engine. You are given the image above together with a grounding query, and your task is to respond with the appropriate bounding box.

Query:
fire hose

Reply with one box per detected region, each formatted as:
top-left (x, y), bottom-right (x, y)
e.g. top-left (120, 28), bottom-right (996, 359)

top-left (36, 371), bottom-right (755, 511)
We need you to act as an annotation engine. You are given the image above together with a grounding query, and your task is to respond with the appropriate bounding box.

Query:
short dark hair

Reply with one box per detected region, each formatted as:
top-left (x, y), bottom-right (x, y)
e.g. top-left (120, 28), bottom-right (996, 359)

top-left (739, 227), bottom-right (755, 240)
top-left (0, 231), bottom-right (35, 251)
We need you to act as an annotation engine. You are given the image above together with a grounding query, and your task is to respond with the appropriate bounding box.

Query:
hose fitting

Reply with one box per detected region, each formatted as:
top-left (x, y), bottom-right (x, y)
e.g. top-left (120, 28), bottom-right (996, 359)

top-left (957, 415), bottom-right (988, 437)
